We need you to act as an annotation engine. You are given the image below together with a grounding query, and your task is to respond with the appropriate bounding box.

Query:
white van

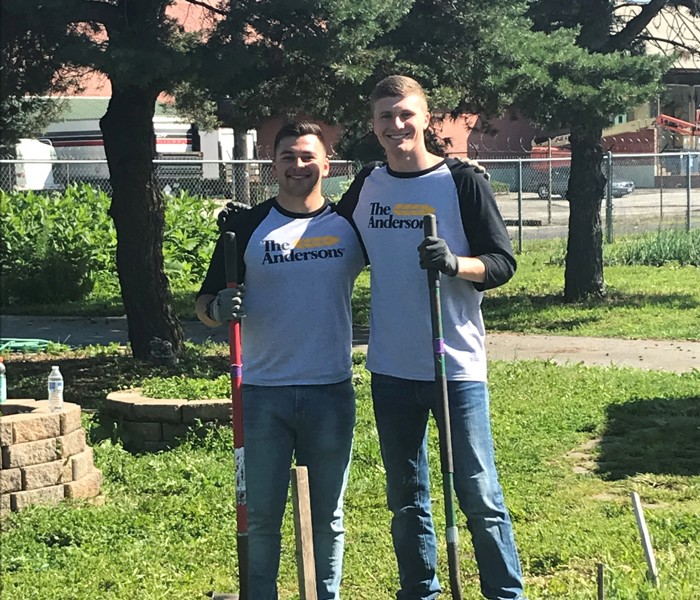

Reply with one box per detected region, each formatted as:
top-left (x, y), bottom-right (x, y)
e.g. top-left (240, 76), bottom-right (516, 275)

top-left (14, 138), bottom-right (59, 191)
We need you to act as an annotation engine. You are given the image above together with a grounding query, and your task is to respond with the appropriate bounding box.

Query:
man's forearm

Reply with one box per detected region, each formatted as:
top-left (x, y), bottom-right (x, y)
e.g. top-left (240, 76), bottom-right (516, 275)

top-left (454, 256), bottom-right (486, 283)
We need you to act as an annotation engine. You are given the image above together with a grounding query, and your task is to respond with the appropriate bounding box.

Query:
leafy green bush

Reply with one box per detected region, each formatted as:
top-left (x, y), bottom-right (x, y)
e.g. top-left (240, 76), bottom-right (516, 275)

top-left (162, 190), bottom-right (219, 290)
top-left (0, 185), bottom-right (116, 304)
top-left (490, 180), bottom-right (510, 194)
top-left (546, 229), bottom-right (700, 267)
top-left (0, 185), bottom-right (220, 306)
top-left (604, 229), bottom-right (700, 267)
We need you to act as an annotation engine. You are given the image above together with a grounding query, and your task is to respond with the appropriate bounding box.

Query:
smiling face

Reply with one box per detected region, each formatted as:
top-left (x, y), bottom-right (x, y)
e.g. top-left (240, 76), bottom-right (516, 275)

top-left (272, 134), bottom-right (330, 203)
top-left (372, 94), bottom-right (431, 168)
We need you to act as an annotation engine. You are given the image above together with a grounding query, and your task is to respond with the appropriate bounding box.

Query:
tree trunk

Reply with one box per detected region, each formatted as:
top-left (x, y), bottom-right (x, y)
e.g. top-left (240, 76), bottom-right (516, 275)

top-left (233, 129), bottom-right (251, 204)
top-left (564, 123), bottom-right (607, 301)
top-left (100, 85), bottom-right (184, 359)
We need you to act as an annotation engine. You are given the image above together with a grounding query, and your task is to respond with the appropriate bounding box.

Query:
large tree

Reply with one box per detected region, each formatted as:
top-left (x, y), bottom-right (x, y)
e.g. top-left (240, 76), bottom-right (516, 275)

top-left (523, 0), bottom-right (699, 300)
top-left (1, 0), bottom-right (210, 359)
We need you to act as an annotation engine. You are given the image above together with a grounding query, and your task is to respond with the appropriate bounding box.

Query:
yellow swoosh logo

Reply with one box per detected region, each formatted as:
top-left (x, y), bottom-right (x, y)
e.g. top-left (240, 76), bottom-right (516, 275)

top-left (394, 204), bottom-right (435, 216)
top-left (295, 236), bottom-right (340, 249)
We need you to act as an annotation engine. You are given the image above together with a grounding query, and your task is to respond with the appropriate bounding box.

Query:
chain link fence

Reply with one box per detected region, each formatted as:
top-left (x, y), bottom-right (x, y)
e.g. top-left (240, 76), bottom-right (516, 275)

top-left (1, 152), bottom-right (697, 248)
top-left (0, 158), bottom-right (356, 205)
top-left (482, 152), bottom-right (699, 250)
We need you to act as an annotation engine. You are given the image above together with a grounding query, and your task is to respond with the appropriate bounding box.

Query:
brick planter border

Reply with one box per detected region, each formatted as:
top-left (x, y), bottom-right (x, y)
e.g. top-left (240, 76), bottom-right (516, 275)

top-left (0, 400), bottom-right (102, 515)
top-left (104, 390), bottom-right (231, 452)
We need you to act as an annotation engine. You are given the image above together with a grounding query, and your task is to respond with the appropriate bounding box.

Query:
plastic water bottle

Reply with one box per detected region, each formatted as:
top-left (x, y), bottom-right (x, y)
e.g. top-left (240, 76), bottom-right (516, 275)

top-left (48, 365), bottom-right (64, 412)
top-left (0, 357), bottom-right (6, 403)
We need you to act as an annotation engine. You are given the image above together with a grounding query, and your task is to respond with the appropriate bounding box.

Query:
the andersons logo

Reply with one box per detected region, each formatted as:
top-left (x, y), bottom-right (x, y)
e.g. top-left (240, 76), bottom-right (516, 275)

top-left (262, 236), bottom-right (345, 264)
top-left (368, 202), bottom-right (435, 229)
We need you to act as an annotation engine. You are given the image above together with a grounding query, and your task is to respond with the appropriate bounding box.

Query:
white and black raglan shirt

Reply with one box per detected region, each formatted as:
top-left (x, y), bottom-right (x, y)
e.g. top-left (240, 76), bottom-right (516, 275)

top-left (198, 198), bottom-right (367, 386)
top-left (337, 158), bottom-right (516, 382)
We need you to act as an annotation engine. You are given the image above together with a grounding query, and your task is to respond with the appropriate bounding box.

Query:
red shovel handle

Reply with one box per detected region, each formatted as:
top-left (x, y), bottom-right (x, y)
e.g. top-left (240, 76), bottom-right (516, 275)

top-left (223, 231), bottom-right (248, 599)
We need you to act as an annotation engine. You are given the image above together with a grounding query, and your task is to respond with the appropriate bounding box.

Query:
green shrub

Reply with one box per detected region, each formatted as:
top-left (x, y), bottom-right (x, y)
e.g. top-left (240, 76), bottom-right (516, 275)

top-left (162, 190), bottom-right (219, 290)
top-left (605, 229), bottom-right (700, 267)
top-left (0, 185), bottom-right (220, 307)
top-left (0, 185), bottom-right (116, 304)
top-left (546, 230), bottom-right (700, 267)
top-left (490, 180), bottom-right (510, 194)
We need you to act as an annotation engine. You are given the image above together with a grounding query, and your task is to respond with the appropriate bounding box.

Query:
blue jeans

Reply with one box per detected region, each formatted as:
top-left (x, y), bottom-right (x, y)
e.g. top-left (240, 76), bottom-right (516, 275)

top-left (371, 374), bottom-right (525, 600)
top-left (243, 379), bottom-right (356, 600)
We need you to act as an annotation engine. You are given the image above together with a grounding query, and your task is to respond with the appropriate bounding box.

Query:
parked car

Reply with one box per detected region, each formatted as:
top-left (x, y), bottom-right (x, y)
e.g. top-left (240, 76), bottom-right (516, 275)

top-left (531, 167), bottom-right (635, 199)
top-left (611, 179), bottom-right (635, 197)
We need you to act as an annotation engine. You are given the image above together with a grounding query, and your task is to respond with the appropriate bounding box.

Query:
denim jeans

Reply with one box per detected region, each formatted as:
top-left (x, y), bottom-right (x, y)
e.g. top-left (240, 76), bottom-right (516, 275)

top-left (371, 374), bottom-right (525, 600)
top-left (243, 379), bottom-right (356, 600)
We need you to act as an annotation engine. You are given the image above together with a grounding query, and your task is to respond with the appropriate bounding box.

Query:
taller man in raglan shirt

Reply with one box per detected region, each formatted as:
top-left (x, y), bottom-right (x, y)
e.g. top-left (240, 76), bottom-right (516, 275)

top-left (196, 122), bottom-right (366, 600)
top-left (337, 76), bottom-right (526, 600)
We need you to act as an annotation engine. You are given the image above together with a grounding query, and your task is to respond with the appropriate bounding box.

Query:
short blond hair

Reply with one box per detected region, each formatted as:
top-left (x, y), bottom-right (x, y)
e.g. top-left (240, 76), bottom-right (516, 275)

top-left (370, 75), bottom-right (428, 111)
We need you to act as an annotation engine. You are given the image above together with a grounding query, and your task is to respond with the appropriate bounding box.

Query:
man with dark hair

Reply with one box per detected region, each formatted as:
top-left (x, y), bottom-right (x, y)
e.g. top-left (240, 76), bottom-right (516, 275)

top-left (338, 75), bottom-right (526, 600)
top-left (196, 121), bottom-right (366, 600)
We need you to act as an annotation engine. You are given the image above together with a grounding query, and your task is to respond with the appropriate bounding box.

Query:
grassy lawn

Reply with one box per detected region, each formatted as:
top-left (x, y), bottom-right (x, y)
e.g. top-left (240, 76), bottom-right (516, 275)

top-left (351, 237), bottom-right (700, 340)
top-left (2, 349), bottom-right (699, 599)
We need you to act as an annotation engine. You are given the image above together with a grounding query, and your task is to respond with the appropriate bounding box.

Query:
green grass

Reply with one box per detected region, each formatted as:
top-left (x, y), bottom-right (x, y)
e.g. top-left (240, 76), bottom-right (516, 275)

top-left (2, 353), bottom-right (699, 599)
top-left (482, 237), bottom-right (700, 340)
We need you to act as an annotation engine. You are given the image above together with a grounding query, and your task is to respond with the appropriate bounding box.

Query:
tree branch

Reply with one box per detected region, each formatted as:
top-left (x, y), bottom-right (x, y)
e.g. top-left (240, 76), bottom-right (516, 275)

top-left (603, 0), bottom-right (668, 52)
top-left (182, 0), bottom-right (228, 18)
top-left (23, 0), bottom-right (122, 31)
top-left (639, 33), bottom-right (700, 54)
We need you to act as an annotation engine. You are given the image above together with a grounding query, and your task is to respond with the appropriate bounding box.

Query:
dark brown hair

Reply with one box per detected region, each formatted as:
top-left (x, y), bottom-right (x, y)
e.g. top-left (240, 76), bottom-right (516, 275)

top-left (273, 121), bottom-right (326, 155)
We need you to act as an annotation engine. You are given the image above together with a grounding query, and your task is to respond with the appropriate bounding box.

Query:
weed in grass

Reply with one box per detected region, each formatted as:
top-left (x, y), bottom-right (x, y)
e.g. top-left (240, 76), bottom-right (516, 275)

top-left (141, 374), bottom-right (230, 400)
top-left (605, 229), bottom-right (700, 267)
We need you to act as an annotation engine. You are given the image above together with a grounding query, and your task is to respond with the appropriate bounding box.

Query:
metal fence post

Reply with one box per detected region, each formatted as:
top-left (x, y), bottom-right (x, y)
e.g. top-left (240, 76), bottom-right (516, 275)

top-left (659, 155), bottom-right (664, 226)
top-left (606, 152), bottom-right (613, 243)
top-left (517, 159), bottom-right (523, 253)
top-left (230, 160), bottom-right (235, 201)
top-left (547, 143), bottom-right (553, 225)
top-left (686, 153), bottom-right (692, 232)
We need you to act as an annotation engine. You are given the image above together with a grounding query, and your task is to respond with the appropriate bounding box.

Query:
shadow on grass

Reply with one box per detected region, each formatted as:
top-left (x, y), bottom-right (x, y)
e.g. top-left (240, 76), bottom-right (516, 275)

top-left (597, 395), bottom-right (700, 480)
top-left (483, 290), bottom-right (699, 332)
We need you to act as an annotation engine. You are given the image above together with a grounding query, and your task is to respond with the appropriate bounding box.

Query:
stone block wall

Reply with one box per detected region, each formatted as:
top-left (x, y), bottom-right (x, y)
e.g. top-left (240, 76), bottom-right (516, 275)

top-left (105, 390), bottom-right (230, 452)
top-left (0, 400), bottom-right (102, 515)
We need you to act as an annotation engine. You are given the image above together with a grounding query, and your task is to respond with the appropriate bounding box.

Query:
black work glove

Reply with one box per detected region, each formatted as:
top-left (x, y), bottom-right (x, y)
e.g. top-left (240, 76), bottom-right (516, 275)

top-left (217, 201), bottom-right (251, 232)
top-left (418, 236), bottom-right (459, 276)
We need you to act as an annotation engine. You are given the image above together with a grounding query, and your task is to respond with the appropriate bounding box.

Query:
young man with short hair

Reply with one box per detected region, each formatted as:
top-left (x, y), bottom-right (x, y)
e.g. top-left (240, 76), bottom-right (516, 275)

top-left (338, 76), bottom-right (526, 600)
top-left (196, 122), bottom-right (366, 600)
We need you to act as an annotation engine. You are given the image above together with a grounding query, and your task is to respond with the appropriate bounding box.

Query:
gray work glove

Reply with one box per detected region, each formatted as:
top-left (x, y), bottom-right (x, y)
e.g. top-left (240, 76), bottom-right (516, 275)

top-left (206, 285), bottom-right (246, 322)
top-left (459, 157), bottom-right (490, 180)
top-left (418, 236), bottom-right (459, 276)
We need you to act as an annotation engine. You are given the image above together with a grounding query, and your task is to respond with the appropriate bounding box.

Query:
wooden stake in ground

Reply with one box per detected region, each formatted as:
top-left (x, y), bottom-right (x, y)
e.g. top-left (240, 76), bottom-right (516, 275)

top-left (630, 491), bottom-right (659, 587)
top-left (597, 562), bottom-right (604, 600)
top-left (291, 466), bottom-right (317, 600)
